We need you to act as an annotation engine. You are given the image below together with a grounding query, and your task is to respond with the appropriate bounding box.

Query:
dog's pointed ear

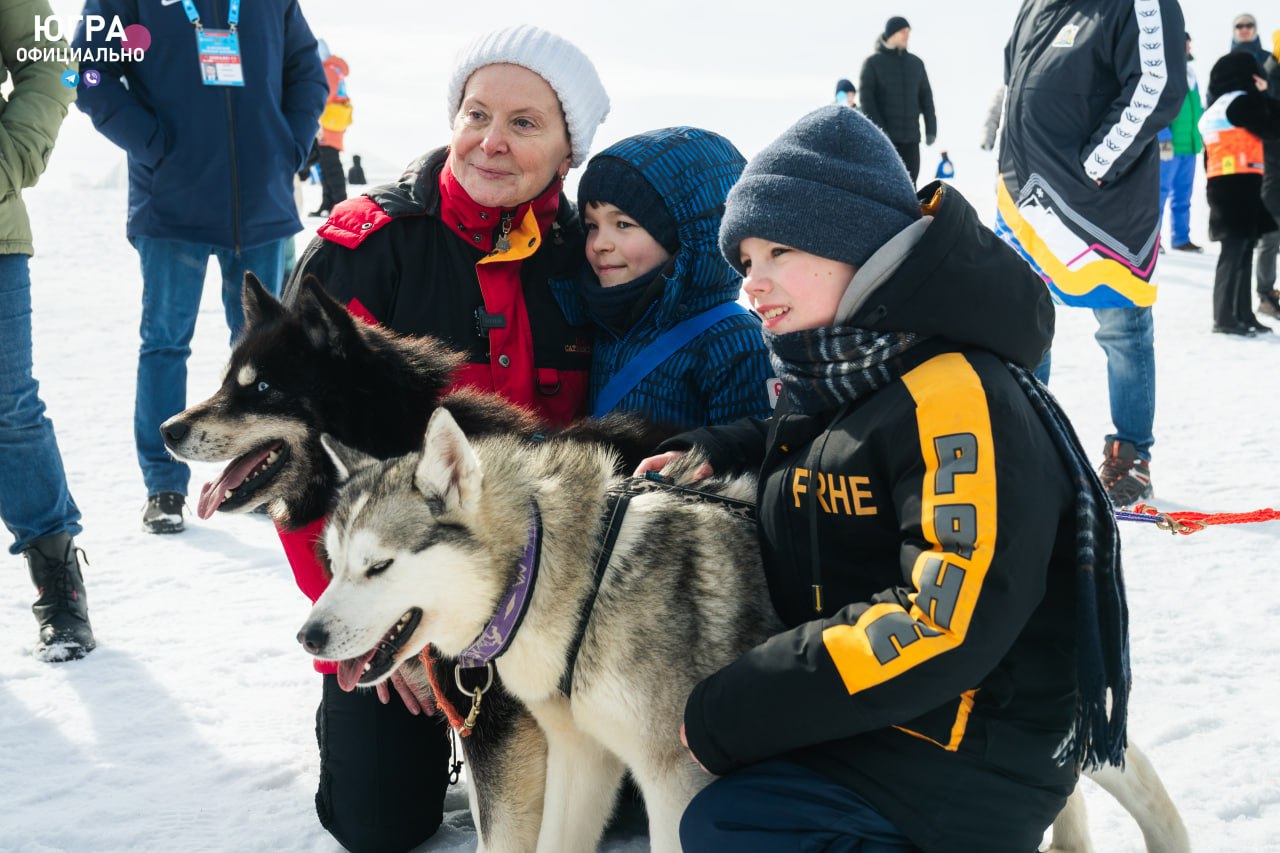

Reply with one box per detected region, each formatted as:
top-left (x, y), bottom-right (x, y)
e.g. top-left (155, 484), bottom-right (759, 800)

top-left (296, 276), bottom-right (354, 351)
top-left (320, 433), bottom-right (376, 483)
top-left (242, 272), bottom-right (284, 330)
top-left (416, 408), bottom-right (482, 514)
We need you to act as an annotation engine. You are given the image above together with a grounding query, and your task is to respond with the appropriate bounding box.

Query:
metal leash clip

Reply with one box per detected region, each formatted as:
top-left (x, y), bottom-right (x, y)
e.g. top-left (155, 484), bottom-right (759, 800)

top-left (455, 662), bottom-right (495, 731)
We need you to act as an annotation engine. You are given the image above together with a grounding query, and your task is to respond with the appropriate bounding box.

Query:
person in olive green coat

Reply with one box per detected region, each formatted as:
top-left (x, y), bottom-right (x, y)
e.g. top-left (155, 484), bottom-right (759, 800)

top-left (0, 0), bottom-right (96, 662)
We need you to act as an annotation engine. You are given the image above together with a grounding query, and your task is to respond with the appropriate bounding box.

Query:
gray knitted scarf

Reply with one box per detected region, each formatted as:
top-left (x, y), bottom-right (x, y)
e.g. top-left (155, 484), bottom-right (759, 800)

top-left (766, 325), bottom-right (924, 414)
top-left (1008, 364), bottom-right (1129, 770)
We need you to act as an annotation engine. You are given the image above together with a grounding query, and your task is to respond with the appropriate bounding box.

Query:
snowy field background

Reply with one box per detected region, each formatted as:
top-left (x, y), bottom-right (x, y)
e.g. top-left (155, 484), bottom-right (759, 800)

top-left (2, 2), bottom-right (1277, 851)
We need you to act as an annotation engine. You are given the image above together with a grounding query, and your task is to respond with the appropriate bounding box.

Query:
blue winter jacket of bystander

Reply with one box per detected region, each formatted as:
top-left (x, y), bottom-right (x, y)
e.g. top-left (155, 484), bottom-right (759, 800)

top-left (72, 0), bottom-right (326, 250)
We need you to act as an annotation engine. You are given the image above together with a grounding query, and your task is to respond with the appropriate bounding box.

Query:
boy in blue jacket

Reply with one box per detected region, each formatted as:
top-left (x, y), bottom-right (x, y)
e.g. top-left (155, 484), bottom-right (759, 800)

top-left (553, 127), bottom-right (774, 429)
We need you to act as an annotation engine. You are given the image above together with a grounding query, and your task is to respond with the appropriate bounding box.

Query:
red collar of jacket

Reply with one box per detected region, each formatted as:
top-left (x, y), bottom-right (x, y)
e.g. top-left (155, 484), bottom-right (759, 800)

top-left (315, 150), bottom-right (563, 251)
top-left (437, 162), bottom-right (563, 254)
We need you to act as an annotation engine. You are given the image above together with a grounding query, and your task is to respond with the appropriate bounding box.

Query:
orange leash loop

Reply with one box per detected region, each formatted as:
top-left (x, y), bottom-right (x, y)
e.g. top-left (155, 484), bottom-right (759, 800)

top-left (421, 648), bottom-right (471, 737)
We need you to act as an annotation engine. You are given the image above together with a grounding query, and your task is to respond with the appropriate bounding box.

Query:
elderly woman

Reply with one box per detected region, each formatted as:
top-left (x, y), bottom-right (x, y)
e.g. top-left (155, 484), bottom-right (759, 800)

top-left (284, 25), bottom-right (609, 852)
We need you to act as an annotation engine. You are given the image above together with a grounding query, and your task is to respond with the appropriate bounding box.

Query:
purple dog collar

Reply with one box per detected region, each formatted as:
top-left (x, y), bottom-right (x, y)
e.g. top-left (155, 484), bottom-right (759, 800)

top-left (457, 501), bottom-right (542, 669)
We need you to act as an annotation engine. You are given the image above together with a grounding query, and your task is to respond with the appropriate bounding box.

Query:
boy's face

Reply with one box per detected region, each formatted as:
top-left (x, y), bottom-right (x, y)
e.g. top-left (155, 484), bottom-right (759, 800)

top-left (738, 237), bottom-right (856, 334)
top-left (583, 202), bottom-right (673, 287)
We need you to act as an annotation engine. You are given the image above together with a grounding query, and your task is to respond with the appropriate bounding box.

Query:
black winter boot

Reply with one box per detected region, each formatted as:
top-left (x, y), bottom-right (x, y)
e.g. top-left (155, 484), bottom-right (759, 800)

top-left (23, 532), bottom-right (96, 662)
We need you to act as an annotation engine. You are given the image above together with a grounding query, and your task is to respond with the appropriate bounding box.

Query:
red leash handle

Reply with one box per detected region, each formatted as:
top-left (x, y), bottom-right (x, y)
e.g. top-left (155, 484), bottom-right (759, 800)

top-left (1129, 503), bottom-right (1280, 535)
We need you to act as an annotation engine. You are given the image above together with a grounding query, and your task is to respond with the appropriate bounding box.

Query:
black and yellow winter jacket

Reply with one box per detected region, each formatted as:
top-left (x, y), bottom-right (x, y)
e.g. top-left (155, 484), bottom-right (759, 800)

top-left (672, 184), bottom-right (1079, 853)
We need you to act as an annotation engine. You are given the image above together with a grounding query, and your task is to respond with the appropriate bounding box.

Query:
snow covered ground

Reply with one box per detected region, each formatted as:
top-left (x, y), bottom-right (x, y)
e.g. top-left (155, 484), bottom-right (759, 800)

top-left (2, 2), bottom-right (1277, 851)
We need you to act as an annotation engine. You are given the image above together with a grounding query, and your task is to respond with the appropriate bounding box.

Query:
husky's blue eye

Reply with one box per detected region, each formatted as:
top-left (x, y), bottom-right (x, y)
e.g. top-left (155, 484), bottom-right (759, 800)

top-left (366, 559), bottom-right (393, 578)
top-left (257, 381), bottom-right (269, 392)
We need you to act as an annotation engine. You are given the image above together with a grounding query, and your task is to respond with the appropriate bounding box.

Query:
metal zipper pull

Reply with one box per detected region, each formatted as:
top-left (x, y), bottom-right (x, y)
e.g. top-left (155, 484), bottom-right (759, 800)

top-left (495, 212), bottom-right (513, 252)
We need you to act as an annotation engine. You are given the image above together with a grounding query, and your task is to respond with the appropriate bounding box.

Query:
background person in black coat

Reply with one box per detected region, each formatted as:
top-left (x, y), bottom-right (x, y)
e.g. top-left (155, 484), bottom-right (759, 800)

top-left (1201, 50), bottom-right (1280, 335)
top-left (1254, 32), bottom-right (1280, 317)
top-left (858, 16), bottom-right (936, 183)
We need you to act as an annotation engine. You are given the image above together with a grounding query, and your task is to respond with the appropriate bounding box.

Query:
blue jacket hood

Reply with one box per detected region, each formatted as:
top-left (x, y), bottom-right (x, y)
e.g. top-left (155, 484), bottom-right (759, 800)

top-left (563, 126), bottom-right (747, 330)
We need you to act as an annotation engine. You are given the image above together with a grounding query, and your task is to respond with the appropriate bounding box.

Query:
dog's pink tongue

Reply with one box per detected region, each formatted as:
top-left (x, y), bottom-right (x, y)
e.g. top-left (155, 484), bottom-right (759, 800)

top-left (336, 647), bottom-right (380, 692)
top-left (196, 451), bottom-right (269, 520)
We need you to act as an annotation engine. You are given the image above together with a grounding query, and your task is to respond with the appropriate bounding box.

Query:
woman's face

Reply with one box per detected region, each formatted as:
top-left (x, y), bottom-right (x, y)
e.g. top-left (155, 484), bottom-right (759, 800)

top-left (449, 63), bottom-right (573, 209)
top-left (739, 237), bottom-right (856, 334)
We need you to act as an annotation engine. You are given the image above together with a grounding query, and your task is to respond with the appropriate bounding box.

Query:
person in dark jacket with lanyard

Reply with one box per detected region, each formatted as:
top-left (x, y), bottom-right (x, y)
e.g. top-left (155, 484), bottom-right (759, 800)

top-left (550, 127), bottom-right (775, 428)
top-left (859, 16), bottom-right (936, 183)
top-left (1199, 50), bottom-right (1280, 335)
top-left (72, 0), bottom-right (327, 534)
top-left (283, 25), bottom-right (609, 853)
top-left (994, 0), bottom-right (1187, 509)
top-left (637, 106), bottom-right (1131, 853)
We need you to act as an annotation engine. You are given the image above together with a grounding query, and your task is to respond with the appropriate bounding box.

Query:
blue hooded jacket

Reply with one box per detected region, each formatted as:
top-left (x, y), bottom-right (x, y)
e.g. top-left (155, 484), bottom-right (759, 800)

top-left (73, 0), bottom-right (326, 250)
top-left (552, 127), bottom-right (775, 430)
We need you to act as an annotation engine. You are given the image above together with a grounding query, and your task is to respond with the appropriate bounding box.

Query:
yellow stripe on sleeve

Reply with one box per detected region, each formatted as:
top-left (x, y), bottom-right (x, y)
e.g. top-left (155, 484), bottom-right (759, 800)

top-left (822, 353), bottom-right (998, 695)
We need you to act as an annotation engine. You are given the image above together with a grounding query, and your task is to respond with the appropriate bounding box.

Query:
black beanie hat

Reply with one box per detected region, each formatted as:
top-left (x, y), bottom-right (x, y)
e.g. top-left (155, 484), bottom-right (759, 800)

top-left (719, 105), bottom-right (921, 273)
top-left (578, 156), bottom-right (679, 254)
top-left (883, 16), bottom-right (910, 40)
top-left (836, 78), bottom-right (856, 94)
top-left (1207, 50), bottom-right (1263, 104)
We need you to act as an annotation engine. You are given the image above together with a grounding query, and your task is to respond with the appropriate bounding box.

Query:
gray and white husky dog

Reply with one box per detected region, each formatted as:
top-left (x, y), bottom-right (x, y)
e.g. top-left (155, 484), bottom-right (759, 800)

top-left (299, 407), bottom-right (1188, 853)
top-left (300, 407), bottom-right (779, 852)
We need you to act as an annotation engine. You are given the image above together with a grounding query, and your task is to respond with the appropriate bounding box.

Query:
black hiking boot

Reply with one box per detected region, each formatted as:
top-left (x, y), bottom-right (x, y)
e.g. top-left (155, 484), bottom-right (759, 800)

top-left (1098, 440), bottom-right (1153, 508)
top-left (24, 532), bottom-right (96, 662)
top-left (1258, 290), bottom-right (1280, 319)
top-left (142, 492), bottom-right (185, 534)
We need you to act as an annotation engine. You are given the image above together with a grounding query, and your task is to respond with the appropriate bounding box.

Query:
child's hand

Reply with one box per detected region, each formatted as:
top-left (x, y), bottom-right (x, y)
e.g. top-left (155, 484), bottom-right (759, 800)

top-left (375, 669), bottom-right (436, 716)
top-left (1255, 74), bottom-right (1269, 93)
top-left (681, 723), bottom-right (711, 774)
top-left (635, 450), bottom-right (689, 477)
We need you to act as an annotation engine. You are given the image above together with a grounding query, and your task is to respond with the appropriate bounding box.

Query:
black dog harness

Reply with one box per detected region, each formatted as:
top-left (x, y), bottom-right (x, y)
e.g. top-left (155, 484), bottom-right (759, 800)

top-left (557, 473), bottom-right (756, 697)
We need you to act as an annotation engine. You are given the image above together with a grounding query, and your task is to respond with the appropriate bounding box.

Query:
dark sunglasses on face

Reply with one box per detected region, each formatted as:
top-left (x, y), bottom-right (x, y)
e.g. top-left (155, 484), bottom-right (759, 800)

top-left (1237, 23), bottom-right (1256, 30)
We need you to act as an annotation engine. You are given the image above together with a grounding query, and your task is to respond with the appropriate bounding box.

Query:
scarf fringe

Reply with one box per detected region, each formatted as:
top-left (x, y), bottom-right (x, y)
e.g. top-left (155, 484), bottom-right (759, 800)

top-left (1009, 364), bottom-right (1131, 771)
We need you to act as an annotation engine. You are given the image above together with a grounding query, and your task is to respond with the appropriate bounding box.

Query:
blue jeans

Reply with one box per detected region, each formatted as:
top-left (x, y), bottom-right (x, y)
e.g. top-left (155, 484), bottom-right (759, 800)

top-left (1158, 153), bottom-right (1196, 247)
top-left (1036, 305), bottom-right (1155, 460)
top-left (132, 236), bottom-right (285, 495)
top-left (680, 760), bottom-right (918, 852)
top-left (0, 254), bottom-right (81, 554)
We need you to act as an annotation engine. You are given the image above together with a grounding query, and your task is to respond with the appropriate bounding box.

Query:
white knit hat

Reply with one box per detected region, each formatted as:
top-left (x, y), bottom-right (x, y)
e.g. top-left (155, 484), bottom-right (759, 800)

top-left (446, 25), bottom-right (610, 167)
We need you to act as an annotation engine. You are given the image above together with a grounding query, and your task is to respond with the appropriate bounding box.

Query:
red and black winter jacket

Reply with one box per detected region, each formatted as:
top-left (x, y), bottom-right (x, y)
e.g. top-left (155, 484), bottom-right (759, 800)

top-left (279, 147), bottom-right (592, 672)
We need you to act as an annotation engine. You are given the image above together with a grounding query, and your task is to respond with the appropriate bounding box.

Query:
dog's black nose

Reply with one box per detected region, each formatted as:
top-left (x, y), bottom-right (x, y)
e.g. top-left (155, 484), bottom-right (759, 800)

top-left (298, 624), bottom-right (328, 655)
top-left (161, 421), bottom-right (189, 443)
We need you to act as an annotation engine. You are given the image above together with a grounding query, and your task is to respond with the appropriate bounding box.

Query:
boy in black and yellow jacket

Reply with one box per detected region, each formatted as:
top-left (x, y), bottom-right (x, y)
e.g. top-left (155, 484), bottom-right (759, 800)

top-left (639, 105), bottom-right (1130, 853)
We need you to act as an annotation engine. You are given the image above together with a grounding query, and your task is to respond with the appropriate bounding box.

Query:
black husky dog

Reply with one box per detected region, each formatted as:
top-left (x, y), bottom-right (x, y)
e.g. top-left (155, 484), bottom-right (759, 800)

top-left (162, 273), bottom-right (673, 848)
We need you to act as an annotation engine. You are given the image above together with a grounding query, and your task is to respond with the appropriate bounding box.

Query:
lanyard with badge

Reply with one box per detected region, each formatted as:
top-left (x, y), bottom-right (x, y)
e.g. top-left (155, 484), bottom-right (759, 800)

top-left (181, 0), bottom-right (244, 87)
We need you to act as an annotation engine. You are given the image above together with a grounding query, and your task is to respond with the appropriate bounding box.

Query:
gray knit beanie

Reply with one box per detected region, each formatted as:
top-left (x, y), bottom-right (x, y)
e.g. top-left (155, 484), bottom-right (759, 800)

top-left (719, 105), bottom-right (921, 274)
top-left (447, 26), bottom-right (610, 167)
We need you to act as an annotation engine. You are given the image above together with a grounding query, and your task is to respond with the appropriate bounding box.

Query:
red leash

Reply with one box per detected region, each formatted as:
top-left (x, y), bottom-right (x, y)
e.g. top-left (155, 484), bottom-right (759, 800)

top-left (1115, 503), bottom-right (1280, 535)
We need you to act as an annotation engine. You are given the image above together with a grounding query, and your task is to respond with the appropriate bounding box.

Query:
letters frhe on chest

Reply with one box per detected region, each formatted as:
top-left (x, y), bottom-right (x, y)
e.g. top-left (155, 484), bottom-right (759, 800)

top-left (797, 430), bottom-right (984, 667)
